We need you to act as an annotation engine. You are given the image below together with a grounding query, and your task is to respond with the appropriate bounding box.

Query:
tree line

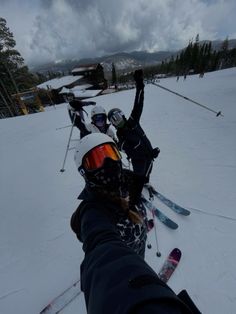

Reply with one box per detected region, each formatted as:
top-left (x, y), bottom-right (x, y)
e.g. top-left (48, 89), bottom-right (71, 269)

top-left (115, 35), bottom-right (236, 84)
top-left (144, 35), bottom-right (236, 80)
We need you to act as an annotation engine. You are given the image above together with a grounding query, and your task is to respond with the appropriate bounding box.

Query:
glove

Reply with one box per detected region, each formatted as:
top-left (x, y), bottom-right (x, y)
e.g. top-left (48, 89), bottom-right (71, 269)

top-left (69, 100), bottom-right (84, 112)
top-left (134, 69), bottom-right (144, 89)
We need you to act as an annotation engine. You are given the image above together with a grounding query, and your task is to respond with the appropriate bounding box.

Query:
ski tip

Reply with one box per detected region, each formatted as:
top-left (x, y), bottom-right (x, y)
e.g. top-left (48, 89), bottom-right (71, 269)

top-left (170, 248), bottom-right (182, 261)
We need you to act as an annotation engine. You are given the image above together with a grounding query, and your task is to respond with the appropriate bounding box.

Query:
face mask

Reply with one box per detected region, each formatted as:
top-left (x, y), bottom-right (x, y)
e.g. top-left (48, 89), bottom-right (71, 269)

top-left (85, 159), bottom-right (122, 190)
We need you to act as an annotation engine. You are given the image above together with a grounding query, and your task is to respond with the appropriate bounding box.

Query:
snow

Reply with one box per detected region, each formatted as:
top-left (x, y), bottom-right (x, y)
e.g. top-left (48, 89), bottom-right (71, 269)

top-left (0, 67), bottom-right (236, 314)
top-left (59, 85), bottom-right (102, 98)
top-left (72, 66), bottom-right (97, 73)
top-left (37, 75), bottom-right (83, 90)
top-left (70, 84), bottom-right (93, 91)
top-left (71, 89), bottom-right (102, 98)
top-left (59, 85), bottom-right (93, 95)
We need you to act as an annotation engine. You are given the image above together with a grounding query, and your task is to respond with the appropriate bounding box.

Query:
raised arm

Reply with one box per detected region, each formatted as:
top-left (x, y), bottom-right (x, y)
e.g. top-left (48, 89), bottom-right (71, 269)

top-left (129, 70), bottom-right (145, 123)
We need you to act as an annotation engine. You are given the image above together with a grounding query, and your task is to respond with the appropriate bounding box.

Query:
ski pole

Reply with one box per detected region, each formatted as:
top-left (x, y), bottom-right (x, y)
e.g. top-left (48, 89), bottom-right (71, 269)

top-left (151, 206), bottom-right (161, 257)
top-left (151, 81), bottom-right (223, 117)
top-left (147, 188), bottom-right (161, 256)
top-left (147, 237), bottom-right (152, 249)
top-left (60, 114), bottom-right (76, 172)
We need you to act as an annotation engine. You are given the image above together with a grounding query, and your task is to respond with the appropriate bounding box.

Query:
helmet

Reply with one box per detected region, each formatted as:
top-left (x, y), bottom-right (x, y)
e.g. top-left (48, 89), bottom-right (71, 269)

top-left (91, 106), bottom-right (107, 128)
top-left (74, 133), bottom-right (122, 189)
top-left (108, 108), bottom-right (125, 128)
top-left (91, 106), bottom-right (106, 118)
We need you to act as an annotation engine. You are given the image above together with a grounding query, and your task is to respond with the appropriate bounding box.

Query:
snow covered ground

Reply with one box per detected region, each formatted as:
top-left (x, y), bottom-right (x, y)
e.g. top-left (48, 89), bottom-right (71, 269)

top-left (0, 67), bottom-right (236, 314)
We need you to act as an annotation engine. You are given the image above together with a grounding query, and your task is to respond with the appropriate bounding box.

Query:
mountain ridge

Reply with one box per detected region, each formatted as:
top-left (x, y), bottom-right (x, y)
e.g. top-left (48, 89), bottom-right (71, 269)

top-left (31, 39), bottom-right (236, 75)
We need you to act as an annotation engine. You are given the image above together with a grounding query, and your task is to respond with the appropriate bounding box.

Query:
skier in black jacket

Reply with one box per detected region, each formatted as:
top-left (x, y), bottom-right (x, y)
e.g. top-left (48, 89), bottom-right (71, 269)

top-left (108, 69), bottom-right (160, 210)
top-left (71, 133), bottom-right (200, 314)
top-left (73, 132), bottom-right (148, 258)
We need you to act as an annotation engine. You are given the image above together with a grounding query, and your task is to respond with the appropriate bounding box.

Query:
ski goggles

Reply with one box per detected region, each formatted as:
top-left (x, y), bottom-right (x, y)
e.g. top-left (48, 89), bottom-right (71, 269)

top-left (93, 114), bottom-right (106, 123)
top-left (82, 143), bottom-right (121, 171)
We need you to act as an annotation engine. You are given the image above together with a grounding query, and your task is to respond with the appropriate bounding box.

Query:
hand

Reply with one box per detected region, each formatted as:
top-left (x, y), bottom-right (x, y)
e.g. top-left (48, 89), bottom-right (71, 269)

top-left (134, 69), bottom-right (144, 89)
top-left (134, 69), bottom-right (143, 80)
top-left (70, 100), bottom-right (83, 111)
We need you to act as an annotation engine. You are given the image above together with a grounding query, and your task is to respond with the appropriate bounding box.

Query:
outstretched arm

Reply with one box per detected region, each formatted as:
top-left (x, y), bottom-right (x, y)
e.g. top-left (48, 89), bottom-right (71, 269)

top-left (130, 88), bottom-right (144, 123)
top-left (71, 203), bottom-right (192, 314)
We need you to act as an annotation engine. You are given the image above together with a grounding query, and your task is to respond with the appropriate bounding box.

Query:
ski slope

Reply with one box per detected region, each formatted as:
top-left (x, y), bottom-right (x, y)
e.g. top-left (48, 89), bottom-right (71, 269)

top-left (0, 67), bottom-right (236, 314)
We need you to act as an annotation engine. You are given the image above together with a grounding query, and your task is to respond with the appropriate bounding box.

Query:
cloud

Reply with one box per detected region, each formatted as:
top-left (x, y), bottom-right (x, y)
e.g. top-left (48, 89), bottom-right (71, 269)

top-left (1, 0), bottom-right (236, 65)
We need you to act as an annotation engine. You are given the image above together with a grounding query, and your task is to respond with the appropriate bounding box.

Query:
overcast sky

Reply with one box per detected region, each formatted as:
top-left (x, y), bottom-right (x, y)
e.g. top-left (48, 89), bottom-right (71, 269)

top-left (1, 0), bottom-right (236, 66)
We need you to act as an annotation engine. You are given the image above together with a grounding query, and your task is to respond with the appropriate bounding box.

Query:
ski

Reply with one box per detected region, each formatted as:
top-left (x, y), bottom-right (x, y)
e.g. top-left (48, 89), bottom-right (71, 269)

top-left (141, 196), bottom-right (178, 230)
top-left (144, 186), bottom-right (190, 216)
top-left (40, 279), bottom-right (81, 314)
top-left (158, 248), bottom-right (182, 283)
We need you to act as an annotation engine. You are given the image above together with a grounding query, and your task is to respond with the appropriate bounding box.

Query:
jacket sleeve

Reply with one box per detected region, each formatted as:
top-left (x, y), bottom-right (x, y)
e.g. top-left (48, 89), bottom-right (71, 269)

top-left (70, 203), bottom-right (193, 314)
top-left (129, 87), bottom-right (144, 124)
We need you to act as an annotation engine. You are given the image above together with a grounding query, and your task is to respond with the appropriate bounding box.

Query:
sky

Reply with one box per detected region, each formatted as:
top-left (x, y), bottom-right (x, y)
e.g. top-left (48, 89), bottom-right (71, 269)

top-left (1, 0), bottom-right (236, 66)
top-left (0, 67), bottom-right (236, 314)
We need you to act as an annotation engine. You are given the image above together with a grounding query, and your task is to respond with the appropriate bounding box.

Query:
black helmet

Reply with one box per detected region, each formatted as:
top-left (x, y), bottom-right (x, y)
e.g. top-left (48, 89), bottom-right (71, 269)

top-left (108, 108), bottom-right (126, 128)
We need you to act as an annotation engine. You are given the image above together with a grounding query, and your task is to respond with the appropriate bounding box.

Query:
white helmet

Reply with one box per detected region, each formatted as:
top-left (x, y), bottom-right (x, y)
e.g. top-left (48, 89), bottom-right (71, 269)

top-left (74, 133), bottom-right (122, 189)
top-left (91, 106), bottom-right (106, 118)
top-left (74, 133), bottom-right (116, 170)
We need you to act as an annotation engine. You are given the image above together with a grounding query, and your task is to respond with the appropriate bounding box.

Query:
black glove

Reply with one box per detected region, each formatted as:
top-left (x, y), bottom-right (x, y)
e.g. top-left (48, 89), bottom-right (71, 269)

top-left (69, 99), bottom-right (84, 111)
top-left (134, 69), bottom-right (144, 89)
top-left (88, 101), bottom-right (96, 106)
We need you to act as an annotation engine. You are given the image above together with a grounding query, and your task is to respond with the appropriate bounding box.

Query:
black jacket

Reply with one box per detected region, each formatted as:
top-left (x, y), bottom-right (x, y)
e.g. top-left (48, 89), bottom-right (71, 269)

top-left (116, 87), bottom-right (154, 159)
top-left (70, 200), bottom-right (194, 314)
top-left (75, 186), bottom-right (147, 257)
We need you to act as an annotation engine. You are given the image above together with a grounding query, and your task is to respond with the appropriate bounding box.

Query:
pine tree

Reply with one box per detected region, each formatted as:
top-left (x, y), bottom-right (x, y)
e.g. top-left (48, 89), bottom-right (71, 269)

top-left (0, 17), bottom-right (24, 116)
top-left (0, 17), bottom-right (41, 117)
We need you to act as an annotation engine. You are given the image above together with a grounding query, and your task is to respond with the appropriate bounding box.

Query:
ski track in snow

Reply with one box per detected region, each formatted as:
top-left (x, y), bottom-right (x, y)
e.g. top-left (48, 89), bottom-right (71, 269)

top-left (189, 207), bottom-right (236, 221)
top-left (0, 289), bottom-right (25, 300)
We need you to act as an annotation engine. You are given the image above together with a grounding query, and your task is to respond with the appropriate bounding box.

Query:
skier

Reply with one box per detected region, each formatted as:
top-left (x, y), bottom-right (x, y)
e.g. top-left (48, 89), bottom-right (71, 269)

top-left (108, 69), bottom-right (160, 210)
top-left (72, 132), bottom-right (148, 258)
top-left (71, 135), bottom-right (200, 314)
top-left (66, 93), bottom-right (117, 141)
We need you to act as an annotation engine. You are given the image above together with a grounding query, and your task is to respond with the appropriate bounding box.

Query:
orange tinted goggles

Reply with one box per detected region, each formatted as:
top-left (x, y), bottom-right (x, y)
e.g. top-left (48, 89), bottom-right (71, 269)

top-left (83, 143), bottom-right (121, 171)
